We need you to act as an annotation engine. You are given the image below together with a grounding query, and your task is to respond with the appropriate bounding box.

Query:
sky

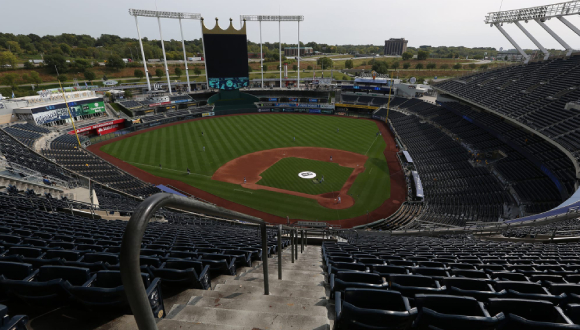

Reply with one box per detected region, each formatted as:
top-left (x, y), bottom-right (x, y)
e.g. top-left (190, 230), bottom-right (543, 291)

top-left (4, 0), bottom-right (580, 51)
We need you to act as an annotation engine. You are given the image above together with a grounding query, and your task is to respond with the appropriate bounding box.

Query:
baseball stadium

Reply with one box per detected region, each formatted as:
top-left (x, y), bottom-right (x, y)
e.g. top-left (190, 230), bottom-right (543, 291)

top-left (1, 1), bottom-right (580, 330)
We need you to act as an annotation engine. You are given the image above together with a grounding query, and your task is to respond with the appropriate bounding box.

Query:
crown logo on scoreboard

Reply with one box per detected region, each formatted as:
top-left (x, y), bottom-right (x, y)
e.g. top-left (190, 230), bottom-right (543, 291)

top-left (202, 17), bottom-right (246, 35)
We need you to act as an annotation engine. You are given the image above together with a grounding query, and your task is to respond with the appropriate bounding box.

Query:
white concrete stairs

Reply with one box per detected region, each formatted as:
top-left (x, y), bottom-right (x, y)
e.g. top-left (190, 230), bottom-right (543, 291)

top-left (106, 245), bottom-right (331, 330)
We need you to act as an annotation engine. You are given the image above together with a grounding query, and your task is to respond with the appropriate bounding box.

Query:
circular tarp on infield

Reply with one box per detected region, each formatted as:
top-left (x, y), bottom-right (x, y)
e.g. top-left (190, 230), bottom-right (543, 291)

top-left (298, 171), bottom-right (317, 179)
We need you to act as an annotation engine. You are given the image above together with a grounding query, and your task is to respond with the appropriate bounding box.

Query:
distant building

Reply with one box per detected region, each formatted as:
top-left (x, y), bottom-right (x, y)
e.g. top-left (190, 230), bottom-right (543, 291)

top-left (419, 45), bottom-right (431, 49)
top-left (384, 38), bottom-right (408, 56)
top-left (284, 47), bottom-right (314, 57)
top-left (497, 49), bottom-right (525, 62)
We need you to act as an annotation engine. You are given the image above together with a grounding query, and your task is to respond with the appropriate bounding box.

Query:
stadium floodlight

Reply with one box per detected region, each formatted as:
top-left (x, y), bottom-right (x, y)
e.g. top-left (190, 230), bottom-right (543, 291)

top-left (129, 9), bottom-right (204, 93)
top-left (484, 1), bottom-right (580, 63)
top-left (484, 1), bottom-right (580, 24)
top-left (241, 15), bottom-right (305, 89)
top-left (128, 9), bottom-right (201, 20)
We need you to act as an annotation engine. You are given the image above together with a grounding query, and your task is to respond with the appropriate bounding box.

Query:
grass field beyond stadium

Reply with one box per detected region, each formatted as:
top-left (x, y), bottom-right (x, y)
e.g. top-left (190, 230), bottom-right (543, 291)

top-left (100, 114), bottom-right (391, 221)
top-left (257, 157), bottom-right (354, 195)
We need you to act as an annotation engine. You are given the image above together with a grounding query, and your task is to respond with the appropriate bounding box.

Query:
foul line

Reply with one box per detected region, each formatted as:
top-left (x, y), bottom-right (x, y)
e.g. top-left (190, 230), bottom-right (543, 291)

top-left (126, 162), bottom-right (212, 178)
top-left (364, 136), bottom-right (379, 156)
top-left (234, 189), bottom-right (253, 194)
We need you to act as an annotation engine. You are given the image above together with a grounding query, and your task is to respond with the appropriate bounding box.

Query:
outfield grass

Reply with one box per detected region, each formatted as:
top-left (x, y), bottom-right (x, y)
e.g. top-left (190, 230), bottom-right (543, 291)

top-left (100, 114), bottom-right (390, 221)
top-left (257, 158), bottom-right (353, 195)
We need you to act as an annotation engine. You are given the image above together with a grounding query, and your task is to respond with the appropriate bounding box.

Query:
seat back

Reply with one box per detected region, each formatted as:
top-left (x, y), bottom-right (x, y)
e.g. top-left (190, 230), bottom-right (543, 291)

top-left (343, 288), bottom-right (406, 311)
top-left (416, 294), bottom-right (485, 317)
top-left (372, 265), bottom-right (408, 275)
top-left (94, 271), bottom-right (149, 288)
top-left (38, 266), bottom-right (91, 285)
top-left (487, 298), bottom-right (560, 322)
top-left (84, 253), bottom-right (119, 265)
top-left (164, 260), bottom-right (204, 274)
top-left (443, 278), bottom-right (493, 291)
top-left (389, 274), bottom-right (437, 288)
top-left (330, 262), bottom-right (367, 273)
top-left (6, 247), bottom-right (42, 258)
top-left (45, 250), bottom-right (82, 262)
top-left (0, 261), bottom-right (34, 280)
top-left (337, 271), bottom-right (383, 284)
top-left (495, 281), bottom-right (547, 294)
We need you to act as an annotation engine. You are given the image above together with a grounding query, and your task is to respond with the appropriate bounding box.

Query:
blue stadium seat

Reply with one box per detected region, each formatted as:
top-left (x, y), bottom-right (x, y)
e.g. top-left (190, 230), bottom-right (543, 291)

top-left (388, 274), bottom-right (444, 298)
top-left (0, 304), bottom-right (27, 330)
top-left (495, 281), bottom-right (567, 304)
top-left (334, 288), bottom-right (417, 330)
top-left (69, 270), bottom-right (165, 317)
top-left (328, 262), bottom-right (368, 275)
top-left (487, 298), bottom-right (580, 329)
top-left (198, 253), bottom-right (237, 276)
top-left (151, 259), bottom-right (210, 289)
top-left (0, 262), bottom-right (35, 303)
top-left (330, 271), bottom-right (386, 299)
top-left (5, 266), bottom-right (91, 305)
top-left (443, 277), bottom-right (506, 301)
top-left (414, 294), bottom-right (504, 330)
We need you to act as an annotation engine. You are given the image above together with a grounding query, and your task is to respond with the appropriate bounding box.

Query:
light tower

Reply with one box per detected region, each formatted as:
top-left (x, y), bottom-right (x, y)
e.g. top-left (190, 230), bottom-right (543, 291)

top-left (485, 1), bottom-right (580, 63)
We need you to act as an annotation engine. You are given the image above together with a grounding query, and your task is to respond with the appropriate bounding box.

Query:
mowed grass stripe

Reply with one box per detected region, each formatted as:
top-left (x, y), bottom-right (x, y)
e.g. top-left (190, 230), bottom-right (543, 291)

top-left (101, 114), bottom-right (391, 221)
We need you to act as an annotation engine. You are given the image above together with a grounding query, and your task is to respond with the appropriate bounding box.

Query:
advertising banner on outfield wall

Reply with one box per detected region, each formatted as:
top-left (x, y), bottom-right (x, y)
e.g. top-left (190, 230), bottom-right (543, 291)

top-left (201, 112), bottom-right (215, 117)
top-left (258, 109), bottom-right (271, 112)
top-left (68, 119), bottom-right (126, 136)
top-left (309, 109), bottom-right (321, 113)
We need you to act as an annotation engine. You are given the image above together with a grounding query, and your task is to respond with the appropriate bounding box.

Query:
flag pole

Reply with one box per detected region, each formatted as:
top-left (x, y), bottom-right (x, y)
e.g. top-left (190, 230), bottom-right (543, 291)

top-left (385, 76), bottom-right (394, 124)
top-left (55, 66), bottom-right (82, 148)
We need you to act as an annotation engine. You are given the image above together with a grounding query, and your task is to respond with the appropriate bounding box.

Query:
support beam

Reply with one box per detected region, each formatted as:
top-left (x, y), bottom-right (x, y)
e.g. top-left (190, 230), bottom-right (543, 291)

top-left (260, 21), bottom-right (264, 89)
top-left (558, 16), bottom-right (580, 38)
top-left (515, 21), bottom-right (550, 61)
top-left (200, 19), bottom-right (210, 90)
top-left (134, 16), bottom-right (151, 91)
top-left (297, 21), bottom-right (300, 89)
top-left (178, 18), bottom-right (191, 93)
top-left (536, 19), bottom-right (574, 57)
top-left (494, 23), bottom-right (531, 63)
top-left (279, 19), bottom-right (282, 88)
top-left (157, 17), bottom-right (173, 94)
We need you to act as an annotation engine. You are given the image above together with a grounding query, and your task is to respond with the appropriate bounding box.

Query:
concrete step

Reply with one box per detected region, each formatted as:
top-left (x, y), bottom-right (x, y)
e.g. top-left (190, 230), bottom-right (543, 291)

top-left (255, 265), bottom-right (324, 276)
top-left (96, 315), bottom-right (248, 330)
top-left (236, 271), bottom-right (325, 284)
top-left (169, 288), bottom-right (328, 307)
top-left (245, 269), bottom-right (325, 282)
top-left (185, 295), bottom-right (328, 317)
top-left (230, 275), bottom-right (325, 287)
top-left (223, 278), bottom-right (325, 292)
top-left (167, 305), bottom-right (330, 330)
top-left (214, 284), bottom-right (327, 300)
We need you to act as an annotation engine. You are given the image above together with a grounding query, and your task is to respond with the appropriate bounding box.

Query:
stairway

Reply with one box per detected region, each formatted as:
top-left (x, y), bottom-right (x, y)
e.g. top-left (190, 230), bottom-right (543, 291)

top-left (106, 245), bottom-right (332, 330)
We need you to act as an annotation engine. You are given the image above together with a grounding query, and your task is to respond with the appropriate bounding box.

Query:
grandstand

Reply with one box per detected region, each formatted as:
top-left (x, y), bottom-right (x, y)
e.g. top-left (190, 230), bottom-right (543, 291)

top-left (2, 2), bottom-right (580, 329)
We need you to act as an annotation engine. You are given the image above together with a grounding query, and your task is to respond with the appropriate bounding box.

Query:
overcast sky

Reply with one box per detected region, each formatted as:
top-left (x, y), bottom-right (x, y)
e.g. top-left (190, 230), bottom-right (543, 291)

top-left (5, 0), bottom-right (580, 51)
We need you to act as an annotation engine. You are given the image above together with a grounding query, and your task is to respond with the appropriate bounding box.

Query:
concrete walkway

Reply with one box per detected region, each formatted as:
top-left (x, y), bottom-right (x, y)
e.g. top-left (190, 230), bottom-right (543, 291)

top-left (103, 245), bottom-right (331, 330)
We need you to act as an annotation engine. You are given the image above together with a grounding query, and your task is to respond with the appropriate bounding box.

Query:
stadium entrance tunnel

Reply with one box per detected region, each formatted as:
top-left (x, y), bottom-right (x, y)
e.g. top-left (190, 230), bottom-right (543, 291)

top-left (211, 147), bottom-right (367, 210)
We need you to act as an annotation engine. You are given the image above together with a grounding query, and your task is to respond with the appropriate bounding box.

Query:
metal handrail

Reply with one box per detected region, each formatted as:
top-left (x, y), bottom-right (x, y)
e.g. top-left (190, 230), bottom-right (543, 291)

top-left (120, 193), bottom-right (270, 330)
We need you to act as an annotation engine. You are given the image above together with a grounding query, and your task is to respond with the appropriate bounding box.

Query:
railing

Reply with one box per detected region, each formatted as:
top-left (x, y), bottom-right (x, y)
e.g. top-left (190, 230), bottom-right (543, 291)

top-left (120, 193), bottom-right (302, 330)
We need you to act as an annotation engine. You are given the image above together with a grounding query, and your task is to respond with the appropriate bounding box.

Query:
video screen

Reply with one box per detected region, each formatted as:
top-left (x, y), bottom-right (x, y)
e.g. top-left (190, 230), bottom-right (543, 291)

top-left (203, 33), bottom-right (249, 90)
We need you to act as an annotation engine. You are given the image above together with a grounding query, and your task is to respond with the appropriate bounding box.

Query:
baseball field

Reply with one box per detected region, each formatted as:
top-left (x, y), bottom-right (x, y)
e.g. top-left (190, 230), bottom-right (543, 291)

top-left (97, 114), bottom-right (400, 222)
